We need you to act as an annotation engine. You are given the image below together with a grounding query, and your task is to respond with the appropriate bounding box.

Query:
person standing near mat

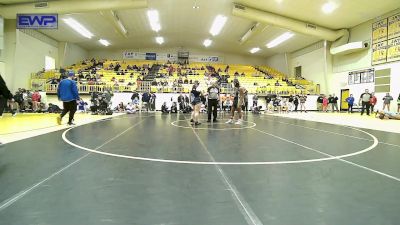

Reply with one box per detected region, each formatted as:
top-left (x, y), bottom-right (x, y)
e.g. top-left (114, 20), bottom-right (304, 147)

top-left (0, 74), bottom-right (14, 119)
top-left (190, 81), bottom-right (202, 126)
top-left (382, 93), bottom-right (393, 111)
top-left (359, 89), bottom-right (371, 116)
top-left (397, 93), bottom-right (400, 113)
top-left (207, 82), bottom-right (220, 122)
top-left (0, 74), bottom-right (13, 145)
top-left (345, 94), bottom-right (355, 113)
top-left (57, 73), bottom-right (79, 125)
top-left (226, 79), bottom-right (245, 125)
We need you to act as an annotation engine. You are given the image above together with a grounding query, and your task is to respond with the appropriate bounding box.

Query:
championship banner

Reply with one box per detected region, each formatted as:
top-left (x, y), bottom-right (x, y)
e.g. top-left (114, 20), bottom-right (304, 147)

top-left (388, 13), bottom-right (400, 40)
top-left (372, 19), bottom-right (388, 44)
top-left (387, 37), bottom-right (400, 62)
top-left (372, 41), bottom-right (387, 65)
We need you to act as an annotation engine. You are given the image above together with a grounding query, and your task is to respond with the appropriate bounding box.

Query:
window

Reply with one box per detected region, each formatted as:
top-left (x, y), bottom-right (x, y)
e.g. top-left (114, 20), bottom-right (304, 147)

top-left (45, 56), bottom-right (55, 71)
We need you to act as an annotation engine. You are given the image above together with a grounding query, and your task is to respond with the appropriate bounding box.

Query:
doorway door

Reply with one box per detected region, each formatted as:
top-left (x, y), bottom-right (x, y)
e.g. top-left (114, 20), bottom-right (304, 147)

top-left (340, 89), bottom-right (349, 111)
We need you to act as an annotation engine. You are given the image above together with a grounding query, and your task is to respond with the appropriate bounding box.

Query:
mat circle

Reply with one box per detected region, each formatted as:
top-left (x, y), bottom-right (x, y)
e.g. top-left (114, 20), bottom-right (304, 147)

top-left (62, 116), bottom-right (379, 165)
top-left (171, 119), bottom-right (257, 130)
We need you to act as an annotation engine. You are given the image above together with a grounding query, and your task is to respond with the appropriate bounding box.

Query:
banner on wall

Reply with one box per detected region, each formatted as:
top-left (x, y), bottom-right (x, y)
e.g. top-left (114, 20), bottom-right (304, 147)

top-left (123, 51), bottom-right (146, 60)
top-left (372, 41), bottom-right (388, 65)
top-left (145, 53), bottom-right (157, 60)
top-left (388, 13), bottom-right (400, 40)
top-left (189, 55), bottom-right (221, 63)
top-left (156, 53), bottom-right (177, 61)
top-left (387, 37), bottom-right (400, 62)
top-left (372, 19), bottom-right (388, 44)
top-left (122, 51), bottom-right (220, 62)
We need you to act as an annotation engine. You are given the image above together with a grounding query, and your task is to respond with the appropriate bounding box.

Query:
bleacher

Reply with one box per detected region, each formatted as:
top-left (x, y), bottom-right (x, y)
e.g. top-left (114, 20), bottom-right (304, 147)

top-left (30, 59), bottom-right (320, 96)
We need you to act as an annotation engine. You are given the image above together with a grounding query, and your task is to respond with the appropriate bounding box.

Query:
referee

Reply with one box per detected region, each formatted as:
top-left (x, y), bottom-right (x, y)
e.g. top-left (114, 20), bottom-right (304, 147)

top-left (207, 82), bottom-right (220, 122)
top-left (57, 73), bottom-right (79, 125)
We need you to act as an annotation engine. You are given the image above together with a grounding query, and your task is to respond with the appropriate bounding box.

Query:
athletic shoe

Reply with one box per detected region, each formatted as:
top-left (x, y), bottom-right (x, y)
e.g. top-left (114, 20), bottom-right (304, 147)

top-left (56, 116), bottom-right (62, 125)
top-left (194, 122), bottom-right (201, 126)
top-left (213, 119), bottom-right (218, 122)
top-left (235, 119), bottom-right (242, 125)
top-left (67, 122), bottom-right (76, 126)
top-left (225, 119), bottom-right (234, 124)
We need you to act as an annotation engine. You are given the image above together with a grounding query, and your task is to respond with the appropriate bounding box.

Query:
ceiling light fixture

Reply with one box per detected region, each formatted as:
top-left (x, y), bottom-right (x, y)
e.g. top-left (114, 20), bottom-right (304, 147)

top-left (193, 0), bottom-right (200, 9)
top-left (147, 9), bottom-right (161, 32)
top-left (322, 2), bottom-right (337, 14)
top-left (99, 39), bottom-right (110, 46)
top-left (266, 32), bottom-right (294, 48)
top-left (209, 15), bottom-right (227, 36)
top-left (203, 39), bottom-right (212, 47)
top-left (250, 47), bottom-right (260, 54)
top-left (63, 18), bottom-right (93, 39)
top-left (156, 36), bottom-right (164, 45)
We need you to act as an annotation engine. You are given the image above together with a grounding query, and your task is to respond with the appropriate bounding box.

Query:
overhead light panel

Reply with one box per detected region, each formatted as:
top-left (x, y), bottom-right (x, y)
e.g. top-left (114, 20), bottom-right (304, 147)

top-left (322, 2), bottom-right (338, 14)
top-left (250, 47), bottom-right (260, 54)
top-left (99, 39), bottom-right (110, 46)
top-left (156, 36), bottom-right (164, 44)
top-left (209, 15), bottom-right (227, 36)
top-left (63, 18), bottom-right (93, 39)
top-left (203, 39), bottom-right (212, 47)
top-left (266, 32), bottom-right (294, 48)
top-left (147, 9), bottom-right (161, 32)
top-left (117, 20), bottom-right (128, 35)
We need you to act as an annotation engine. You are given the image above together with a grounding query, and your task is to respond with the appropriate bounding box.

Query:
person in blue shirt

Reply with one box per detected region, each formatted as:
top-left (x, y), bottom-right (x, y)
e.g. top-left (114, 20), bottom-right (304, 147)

top-left (57, 74), bottom-right (79, 125)
top-left (345, 94), bottom-right (355, 113)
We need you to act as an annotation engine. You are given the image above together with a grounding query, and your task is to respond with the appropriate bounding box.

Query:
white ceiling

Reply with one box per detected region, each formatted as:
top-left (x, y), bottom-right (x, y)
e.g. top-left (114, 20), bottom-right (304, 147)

top-left (3, 0), bottom-right (399, 57)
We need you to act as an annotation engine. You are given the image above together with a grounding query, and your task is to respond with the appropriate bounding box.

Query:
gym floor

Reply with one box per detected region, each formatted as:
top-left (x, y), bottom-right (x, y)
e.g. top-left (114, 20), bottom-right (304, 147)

top-left (0, 112), bottom-right (399, 225)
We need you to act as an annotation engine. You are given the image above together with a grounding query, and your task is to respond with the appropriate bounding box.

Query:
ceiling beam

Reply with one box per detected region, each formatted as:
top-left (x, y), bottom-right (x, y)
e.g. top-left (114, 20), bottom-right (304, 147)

top-left (0, 0), bottom-right (148, 19)
top-left (100, 10), bottom-right (129, 38)
top-left (232, 3), bottom-right (348, 42)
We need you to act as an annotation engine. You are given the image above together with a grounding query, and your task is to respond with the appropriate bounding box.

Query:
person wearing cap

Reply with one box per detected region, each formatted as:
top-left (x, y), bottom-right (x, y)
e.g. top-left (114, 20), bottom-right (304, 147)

top-left (226, 79), bottom-right (245, 125)
top-left (57, 73), bottom-right (79, 125)
top-left (207, 82), bottom-right (220, 122)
